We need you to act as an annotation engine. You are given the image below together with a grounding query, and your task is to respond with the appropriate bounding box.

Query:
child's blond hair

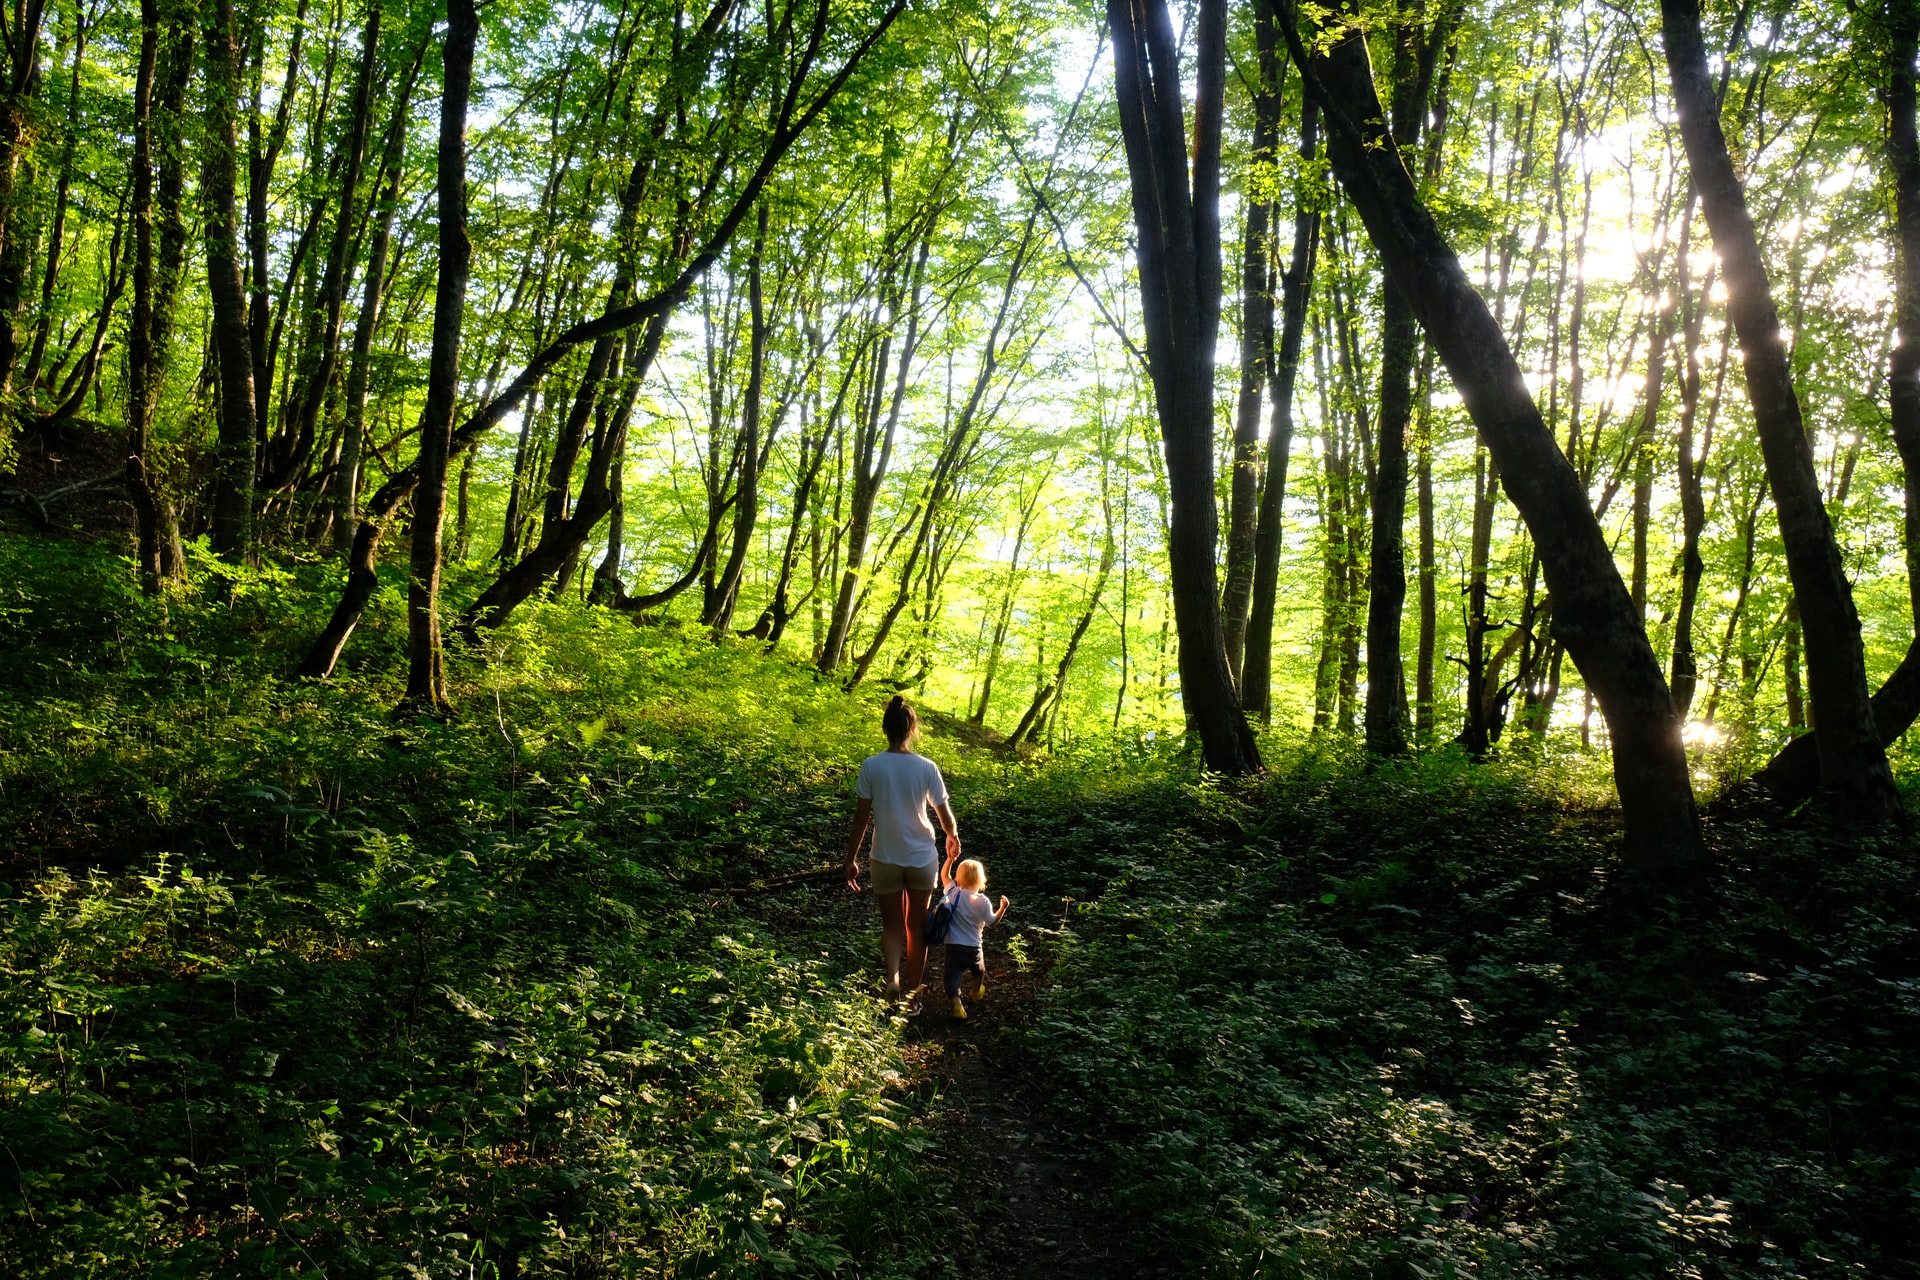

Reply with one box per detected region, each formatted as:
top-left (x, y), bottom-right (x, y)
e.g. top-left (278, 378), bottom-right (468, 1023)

top-left (955, 858), bottom-right (987, 891)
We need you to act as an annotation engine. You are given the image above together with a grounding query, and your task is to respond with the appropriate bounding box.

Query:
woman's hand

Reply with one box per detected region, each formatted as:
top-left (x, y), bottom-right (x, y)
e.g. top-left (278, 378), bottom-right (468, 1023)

top-left (843, 857), bottom-right (861, 894)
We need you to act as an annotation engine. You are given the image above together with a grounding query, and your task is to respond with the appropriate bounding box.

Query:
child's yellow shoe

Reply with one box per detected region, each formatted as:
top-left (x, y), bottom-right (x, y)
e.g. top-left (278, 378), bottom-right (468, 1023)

top-left (974, 979), bottom-right (986, 1002)
top-left (950, 997), bottom-right (968, 1020)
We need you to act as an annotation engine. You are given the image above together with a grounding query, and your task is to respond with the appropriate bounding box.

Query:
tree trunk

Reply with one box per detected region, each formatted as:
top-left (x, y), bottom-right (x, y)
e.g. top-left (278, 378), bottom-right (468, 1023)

top-left (1109, 0), bottom-right (1259, 773)
top-left (1413, 346), bottom-right (1437, 741)
top-left (819, 237), bottom-right (930, 671)
top-left (1662, 0), bottom-right (1896, 819)
top-left (244, 0), bottom-right (307, 441)
top-left (1362, 0), bottom-right (1448, 757)
top-left (1753, 0), bottom-right (1920, 806)
top-left (706, 208), bottom-right (768, 633)
top-left (202, 0), bottom-right (257, 561)
top-left (276, 6), bottom-right (378, 502)
top-left (1670, 216), bottom-right (1712, 719)
top-left (0, 0), bottom-right (47, 394)
top-left (974, 468), bottom-right (1048, 725)
top-left (334, 42), bottom-right (422, 552)
top-left (401, 0), bottom-right (476, 712)
top-left (1289, 5), bottom-right (1702, 871)
top-left (1241, 74), bottom-right (1319, 723)
top-left (1219, 5), bottom-right (1280, 684)
top-left (127, 0), bottom-right (183, 595)
top-left (23, 5), bottom-right (90, 396)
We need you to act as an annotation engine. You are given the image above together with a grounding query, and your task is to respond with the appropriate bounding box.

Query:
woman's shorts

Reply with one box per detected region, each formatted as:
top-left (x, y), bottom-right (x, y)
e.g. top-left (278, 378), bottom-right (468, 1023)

top-left (870, 859), bottom-right (937, 894)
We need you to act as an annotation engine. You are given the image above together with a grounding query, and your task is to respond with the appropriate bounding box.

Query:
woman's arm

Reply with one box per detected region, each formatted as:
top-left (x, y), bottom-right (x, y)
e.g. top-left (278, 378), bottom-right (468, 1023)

top-left (934, 801), bottom-right (961, 861)
top-left (843, 797), bottom-right (873, 893)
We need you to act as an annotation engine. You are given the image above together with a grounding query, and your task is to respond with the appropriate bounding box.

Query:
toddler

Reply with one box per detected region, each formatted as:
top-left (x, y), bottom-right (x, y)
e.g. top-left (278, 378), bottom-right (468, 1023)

top-left (938, 850), bottom-right (1008, 1020)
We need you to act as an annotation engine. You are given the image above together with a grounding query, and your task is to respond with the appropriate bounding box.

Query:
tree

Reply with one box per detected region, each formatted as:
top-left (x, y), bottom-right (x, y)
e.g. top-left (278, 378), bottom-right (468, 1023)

top-left (1108, 0), bottom-right (1260, 774)
top-left (1284, 1), bottom-right (1703, 872)
top-left (1661, 0), bottom-right (1899, 820)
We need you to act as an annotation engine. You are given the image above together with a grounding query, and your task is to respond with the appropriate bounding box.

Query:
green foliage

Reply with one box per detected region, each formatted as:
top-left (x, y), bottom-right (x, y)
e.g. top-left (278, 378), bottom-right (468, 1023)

top-left (0, 537), bottom-right (952, 1277)
top-left (1006, 749), bottom-right (1920, 1278)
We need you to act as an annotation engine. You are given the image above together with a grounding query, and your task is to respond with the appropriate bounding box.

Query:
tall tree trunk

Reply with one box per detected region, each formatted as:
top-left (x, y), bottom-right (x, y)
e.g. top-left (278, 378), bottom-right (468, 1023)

top-left (820, 236), bottom-right (930, 671)
top-left (244, 0), bottom-right (307, 441)
top-left (706, 209), bottom-right (768, 633)
top-left (1108, 0), bottom-right (1260, 773)
top-left (127, 0), bottom-right (184, 595)
top-left (23, 5), bottom-right (89, 396)
top-left (334, 42), bottom-right (421, 551)
top-left (1288, 4), bottom-right (1702, 872)
top-left (1413, 346), bottom-right (1437, 741)
top-left (1241, 41), bottom-right (1318, 723)
top-left (974, 467), bottom-right (1049, 725)
top-left (1363, 0), bottom-right (1448, 757)
top-left (846, 209), bottom-right (1040, 691)
top-left (1662, 0), bottom-right (1897, 819)
top-left (202, 0), bottom-right (257, 561)
top-left (275, 5), bottom-right (378, 502)
top-left (0, 0), bottom-right (47, 393)
top-left (402, 0), bottom-right (476, 713)
top-left (1219, 7), bottom-right (1280, 684)
top-left (1670, 214), bottom-right (1712, 718)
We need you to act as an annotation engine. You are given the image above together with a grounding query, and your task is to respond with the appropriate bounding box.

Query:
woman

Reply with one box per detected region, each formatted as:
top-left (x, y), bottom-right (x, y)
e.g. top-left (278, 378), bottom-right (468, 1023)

top-left (843, 695), bottom-right (960, 1005)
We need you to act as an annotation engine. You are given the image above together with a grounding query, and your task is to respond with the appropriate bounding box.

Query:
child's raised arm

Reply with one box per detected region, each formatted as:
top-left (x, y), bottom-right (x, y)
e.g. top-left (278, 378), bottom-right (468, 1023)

top-left (940, 845), bottom-right (958, 892)
top-left (993, 895), bottom-right (1009, 922)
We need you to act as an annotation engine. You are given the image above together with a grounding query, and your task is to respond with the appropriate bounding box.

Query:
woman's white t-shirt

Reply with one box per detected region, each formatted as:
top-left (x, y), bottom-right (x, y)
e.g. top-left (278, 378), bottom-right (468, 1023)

top-left (856, 750), bottom-right (948, 867)
top-left (942, 885), bottom-right (998, 948)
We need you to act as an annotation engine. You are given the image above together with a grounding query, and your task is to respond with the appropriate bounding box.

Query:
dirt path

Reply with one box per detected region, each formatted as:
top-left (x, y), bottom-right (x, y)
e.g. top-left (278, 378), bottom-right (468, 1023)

top-left (904, 933), bottom-right (1123, 1278)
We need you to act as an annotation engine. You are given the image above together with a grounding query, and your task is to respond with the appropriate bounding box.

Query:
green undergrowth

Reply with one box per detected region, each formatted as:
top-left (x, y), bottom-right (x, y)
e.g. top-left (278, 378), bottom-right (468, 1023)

top-left (0, 537), bottom-right (992, 1277)
top-left (7, 535), bottom-right (1919, 1278)
top-left (1000, 750), bottom-right (1920, 1278)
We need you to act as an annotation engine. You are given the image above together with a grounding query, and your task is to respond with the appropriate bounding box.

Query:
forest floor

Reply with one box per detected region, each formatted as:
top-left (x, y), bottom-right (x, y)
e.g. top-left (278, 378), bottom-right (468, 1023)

top-left (6, 536), bottom-right (1919, 1278)
top-left (908, 933), bottom-right (1122, 1278)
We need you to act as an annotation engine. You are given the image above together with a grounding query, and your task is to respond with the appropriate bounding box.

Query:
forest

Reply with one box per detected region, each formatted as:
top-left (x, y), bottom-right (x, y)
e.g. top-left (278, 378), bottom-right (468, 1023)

top-left (2, 0), bottom-right (1918, 1272)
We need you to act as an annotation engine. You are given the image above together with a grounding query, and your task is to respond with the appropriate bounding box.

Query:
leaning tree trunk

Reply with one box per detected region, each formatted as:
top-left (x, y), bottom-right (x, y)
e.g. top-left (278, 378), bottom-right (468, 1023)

top-left (201, 0), bottom-right (256, 561)
top-left (1287, 3), bottom-right (1702, 873)
top-left (401, 0), bottom-right (476, 713)
top-left (1109, 0), bottom-right (1259, 773)
top-left (1663, 0), bottom-right (1897, 819)
top-left (1755, 0), bottom-right (1920, 805)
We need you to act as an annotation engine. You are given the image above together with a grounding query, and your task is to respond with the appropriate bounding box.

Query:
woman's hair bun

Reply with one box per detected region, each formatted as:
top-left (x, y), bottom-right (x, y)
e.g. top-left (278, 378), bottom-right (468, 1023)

top-left (882, 695), bottom-right (918, 744)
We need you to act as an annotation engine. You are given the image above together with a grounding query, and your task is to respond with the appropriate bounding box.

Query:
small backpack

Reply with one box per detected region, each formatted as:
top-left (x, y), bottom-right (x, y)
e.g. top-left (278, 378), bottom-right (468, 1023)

top-left (924, 888), bottom-right (956, 946)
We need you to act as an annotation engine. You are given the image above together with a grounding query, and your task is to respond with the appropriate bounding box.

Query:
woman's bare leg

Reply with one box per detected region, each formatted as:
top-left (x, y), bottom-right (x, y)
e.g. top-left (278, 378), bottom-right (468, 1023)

top-left (903, 889), bottom-right (933, 991)
top-left (877, 890), bottom-right (908, 993)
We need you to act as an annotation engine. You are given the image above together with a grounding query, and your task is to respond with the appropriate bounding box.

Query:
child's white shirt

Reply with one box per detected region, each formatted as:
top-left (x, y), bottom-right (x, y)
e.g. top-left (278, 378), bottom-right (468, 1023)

top-left (942, 885), bottom-right (998, 948)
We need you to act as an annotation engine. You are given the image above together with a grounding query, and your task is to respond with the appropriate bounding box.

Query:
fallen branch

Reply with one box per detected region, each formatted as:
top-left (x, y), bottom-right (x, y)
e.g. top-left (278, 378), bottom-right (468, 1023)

top-left (1, 468), bottom-right (127, 527)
